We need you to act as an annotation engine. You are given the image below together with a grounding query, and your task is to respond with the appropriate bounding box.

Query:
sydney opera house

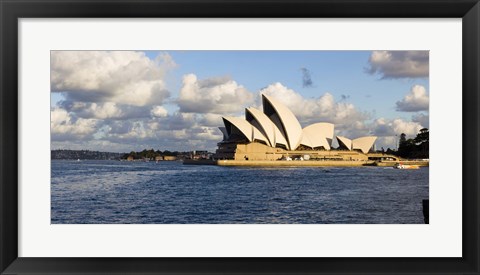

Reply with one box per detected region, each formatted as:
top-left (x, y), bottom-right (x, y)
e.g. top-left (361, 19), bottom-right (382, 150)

top-left (214, 94), bottom-right (378, 161)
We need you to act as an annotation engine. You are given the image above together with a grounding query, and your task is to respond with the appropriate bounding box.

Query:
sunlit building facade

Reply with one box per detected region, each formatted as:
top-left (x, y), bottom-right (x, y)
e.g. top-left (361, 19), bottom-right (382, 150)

top-left (215, 94), bottom-right (377, 161)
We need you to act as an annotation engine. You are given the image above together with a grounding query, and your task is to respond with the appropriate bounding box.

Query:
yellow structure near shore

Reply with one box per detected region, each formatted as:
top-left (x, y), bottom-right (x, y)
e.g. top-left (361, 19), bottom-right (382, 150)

top-left (213, 93), bottom-right (380, 163)
top-left (183, 158), bottom-right (429, 167)
top-left (185, 159), bottom-right (372, 167)
top-left (215, 141), bottom-right (391, 162)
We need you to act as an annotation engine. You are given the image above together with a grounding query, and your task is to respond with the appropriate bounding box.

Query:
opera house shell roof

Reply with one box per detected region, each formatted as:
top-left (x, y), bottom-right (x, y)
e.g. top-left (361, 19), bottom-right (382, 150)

top-left (219, 94), bottom-right (377, 153)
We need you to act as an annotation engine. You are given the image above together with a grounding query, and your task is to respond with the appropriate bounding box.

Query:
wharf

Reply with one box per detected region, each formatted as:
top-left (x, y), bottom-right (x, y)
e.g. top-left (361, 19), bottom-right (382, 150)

top-left (183, 159), bottom-right (375, 167)
top-left (183, 159), bottom-right (429, 167)
top-left (373, 160), bottom-right (429, 167)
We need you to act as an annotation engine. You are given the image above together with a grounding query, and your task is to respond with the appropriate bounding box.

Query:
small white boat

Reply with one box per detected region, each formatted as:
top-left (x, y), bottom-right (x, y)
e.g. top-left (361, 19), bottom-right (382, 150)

top-left (394, 163), bottom-right (420, 169)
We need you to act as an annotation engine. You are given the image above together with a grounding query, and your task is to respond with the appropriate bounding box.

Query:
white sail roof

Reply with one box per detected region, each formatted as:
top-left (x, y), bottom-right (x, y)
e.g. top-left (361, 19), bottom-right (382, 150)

top-left (352, 136), bottom-right (377, 154)
top-left (245, 107), bottom-right (274, 146)
top-left (219, 94), bottom-right (377, 153)
top-left (252, 127), bottom-right (269, 144)
top-left (262, 94), bottom-right (303, 150)
top-left (303, 123), bottom-right (334, 141)
top-left (222, 116), bottom-right (268, 144)
top-left (337, 136), bottom-right (352, 150)
top-left (273, 123), bottom-right (288, 148)
top-left (300, 133), bottom-right (314, 148)
top-left (301, 123), bottom-right (334, 150)
top-left (245, 107), bottom-right (288, 147)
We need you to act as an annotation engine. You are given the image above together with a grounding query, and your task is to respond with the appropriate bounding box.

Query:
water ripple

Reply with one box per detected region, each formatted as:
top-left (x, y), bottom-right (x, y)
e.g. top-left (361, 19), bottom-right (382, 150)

top-left (51, 160), bottom-right (429, 224)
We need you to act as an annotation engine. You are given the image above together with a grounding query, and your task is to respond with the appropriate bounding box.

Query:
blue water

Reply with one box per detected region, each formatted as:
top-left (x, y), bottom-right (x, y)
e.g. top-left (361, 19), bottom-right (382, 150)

top-left (51, 160), bottom-right (429, 224)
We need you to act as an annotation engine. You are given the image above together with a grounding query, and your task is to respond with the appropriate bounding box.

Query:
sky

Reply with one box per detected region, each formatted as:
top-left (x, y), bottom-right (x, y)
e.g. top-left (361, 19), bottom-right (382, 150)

top-left (50, 50), bottom-right (429, 153)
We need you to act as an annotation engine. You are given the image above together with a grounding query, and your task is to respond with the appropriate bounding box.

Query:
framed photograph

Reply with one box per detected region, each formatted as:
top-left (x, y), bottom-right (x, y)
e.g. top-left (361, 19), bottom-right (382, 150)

top-left (1, 0), bottom-right (479, 274)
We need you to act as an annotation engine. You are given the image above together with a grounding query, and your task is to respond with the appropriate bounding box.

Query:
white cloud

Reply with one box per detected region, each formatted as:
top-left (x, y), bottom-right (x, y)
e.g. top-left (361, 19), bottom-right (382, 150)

top-left (369, 118), bottom-right (424, 150)
top-left (84, 102), bottom-right (123, 119)
top-left (391, 118), bottom-right (424, 136)
top-left (154, 52), bottom-right (178, 69)
top-left (50, 51), bottom-right (180, 149)
top-left (375, 136), bottom-right (398, 150)
top-left (259, 82), bottom-right (370, 127)
top-left (51, 51), bottom-right (170, 106)
top-left (151, 106), bottom-right (168, 118)
top-left (412, 113), bottom-right (429, 128)
top-left (102, 120), bottom-right (160, 143)
top-left (177, 74), bottom-right (255, 114)
top-left (396, 85), bottom-right (429, 112)
top-left (51, 108), bottom-right (97, 139)
top-left (199, 113), bottom-right (223, 127)
top-left (50, 52), bottom-right (429, 153)
top-left (372, 118), bottom-right (395, 136)
top-left (51, 107), bottom-right (70, 125)
top-left (60, 101), bottom-right (151, 120)
top-left (367, 51), bottom-right (429, 79)
top-left (189, 127), bottom-right (223, 141)
top-left (163, 112), bottom-right (197, 130)
top-left (373, 117), bottom-right (423, 137)
top-left (89, 111), bottom-right (222, 150)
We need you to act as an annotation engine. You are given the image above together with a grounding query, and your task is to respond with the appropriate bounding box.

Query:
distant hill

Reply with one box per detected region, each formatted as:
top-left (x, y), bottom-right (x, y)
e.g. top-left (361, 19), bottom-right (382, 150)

top-left (51, 150), bottom-right (124, 160)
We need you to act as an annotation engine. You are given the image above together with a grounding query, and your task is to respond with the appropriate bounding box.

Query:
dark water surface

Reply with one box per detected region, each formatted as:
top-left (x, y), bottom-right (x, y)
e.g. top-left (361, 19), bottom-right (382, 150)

top-left (51, 160), bottom-right (429, 224)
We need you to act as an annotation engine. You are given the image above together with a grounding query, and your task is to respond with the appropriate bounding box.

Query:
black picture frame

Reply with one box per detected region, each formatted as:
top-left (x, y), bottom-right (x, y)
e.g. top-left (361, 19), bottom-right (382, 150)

top-left (1, 0), bottom-right (479, 274)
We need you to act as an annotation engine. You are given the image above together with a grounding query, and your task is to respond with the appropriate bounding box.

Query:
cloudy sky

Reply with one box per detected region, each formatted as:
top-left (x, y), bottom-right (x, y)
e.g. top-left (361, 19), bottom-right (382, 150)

top-left (51, 50), bottom-right (429, 153)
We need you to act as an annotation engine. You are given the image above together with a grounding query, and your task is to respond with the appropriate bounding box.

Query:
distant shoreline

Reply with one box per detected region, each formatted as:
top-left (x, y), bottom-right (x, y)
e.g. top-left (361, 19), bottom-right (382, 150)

top-left (51, 149), bottom-right (213, 161)
top-left (51, 149), bottom-right (124, 160)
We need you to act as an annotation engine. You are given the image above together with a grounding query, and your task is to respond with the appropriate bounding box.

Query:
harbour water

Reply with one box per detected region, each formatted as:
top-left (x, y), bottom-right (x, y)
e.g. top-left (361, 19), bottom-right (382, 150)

top-left (51, 160), bottom-right (429, 224)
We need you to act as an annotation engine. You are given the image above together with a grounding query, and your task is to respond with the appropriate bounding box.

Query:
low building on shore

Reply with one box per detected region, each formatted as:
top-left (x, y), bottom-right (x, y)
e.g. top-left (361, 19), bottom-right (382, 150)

top-left (154, 155), bottom-right (177, 161)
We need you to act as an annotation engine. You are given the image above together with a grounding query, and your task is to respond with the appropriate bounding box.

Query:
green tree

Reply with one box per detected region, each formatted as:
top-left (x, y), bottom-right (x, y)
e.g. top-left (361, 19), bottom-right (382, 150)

top-left (397, 129), bottom-right (429, 159)
top-left (399, 133), bottom-right (407, 148)
top-left (414, 128), bottom-right (429, 158)
top-left (397, 133), bottom-right (407, 157)
top-left (129, 151), bottom-right (137, 159)
top-left (415, 128), bottom-right (429, 144)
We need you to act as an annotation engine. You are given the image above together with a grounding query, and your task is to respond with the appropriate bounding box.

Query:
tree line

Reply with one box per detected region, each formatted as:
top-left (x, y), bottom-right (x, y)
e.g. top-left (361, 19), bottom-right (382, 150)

top-left (396, 128), bottom-right (429, 159)
top-left (122, 149), bottom-right (183, 160)
top-left (51, 149), bottom-right (124, 160)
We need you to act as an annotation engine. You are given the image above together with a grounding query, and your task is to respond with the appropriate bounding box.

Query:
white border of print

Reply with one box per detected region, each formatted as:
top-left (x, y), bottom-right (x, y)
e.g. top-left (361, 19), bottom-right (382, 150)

top-left (18, 18), bottom-right (461, 257)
